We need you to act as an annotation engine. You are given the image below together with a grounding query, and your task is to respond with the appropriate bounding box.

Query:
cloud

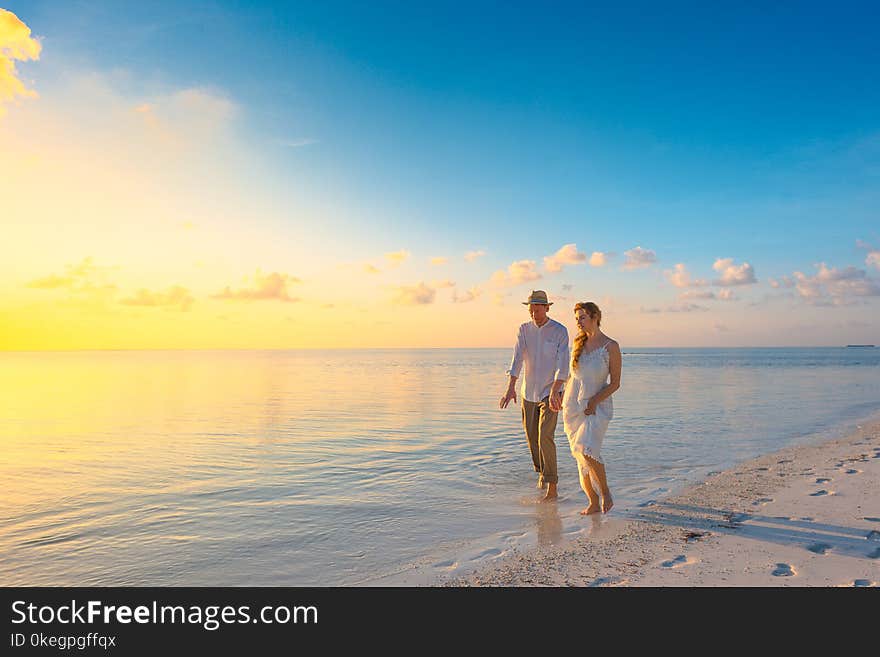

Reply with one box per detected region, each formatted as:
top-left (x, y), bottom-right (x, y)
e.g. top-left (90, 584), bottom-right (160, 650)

top-left (392, 282), bottom-right (436, 305)
top-left (385, 250), bottom-right (410, 267)
top-left (464, 250), bottom-right (486, 262)
top-left (713, 322), bottom-right (730, 332)
top-left (640, 303), bottom-right (709, 313)
top-left (665, 263), bottom-right (709, 288)
top-left (768, 276), bottom-right (796, 289)
top-left (211, 271), bottom-right (301, 302)
top-left (561, 284), bottom-right (573, 291)
top-left (717, 289), bottom-right (737, 301)
top-left (623, 246), bottom-right (657, 270)
top-left (121, 285), bottom-right (194, 311)
top-left (712, 258), bottom-right (757, 286)
top-left (792, 263), bottom-right (880, 304)
top-left (280, 138), bottom-right (317, 148)
top-left (0, 10), bottom-right (41, 116)
top-left (430, 257), bottom-right (448, 266)
top-left (678, 290), bottom-right (716, 300)
top-left (866, 251), bottom-right (880, 270)
top-left (543, 243), bottom-right (586, 273)
top-left (363, 264), bottom-right (381, 274)
top-left (452, 286), bottom-right (482, 303)
top-left (132, 87), bottom-right (237, 150)
top-left (490, 260), bottom-right (542, 287)
top-left (589, 251), bottom-right (614, 267)
top-left (26, 257), bottom-right (114, 292)
top-left (431, 279), bottom-right (455, 289)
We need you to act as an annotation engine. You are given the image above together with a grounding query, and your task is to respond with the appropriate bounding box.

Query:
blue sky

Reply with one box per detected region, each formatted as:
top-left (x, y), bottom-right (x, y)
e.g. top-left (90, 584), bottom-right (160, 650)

top-left (3, 1), bottom-right (879, 347)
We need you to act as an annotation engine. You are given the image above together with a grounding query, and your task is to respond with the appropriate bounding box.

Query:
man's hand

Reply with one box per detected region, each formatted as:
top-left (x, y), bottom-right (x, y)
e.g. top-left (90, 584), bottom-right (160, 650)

top-left (500, 387), bottom-right (517, 409)
top-left (548, 389), bottom-right (563, 412)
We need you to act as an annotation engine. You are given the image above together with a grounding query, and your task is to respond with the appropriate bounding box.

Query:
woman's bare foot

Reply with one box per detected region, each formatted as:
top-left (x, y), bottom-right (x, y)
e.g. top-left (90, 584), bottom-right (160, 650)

top-left (602, 493), bottom-right (614, 513)
top-left (580, 502), bottom-right (601, 515)
top-left (541, 482), bottom-right (558, 502)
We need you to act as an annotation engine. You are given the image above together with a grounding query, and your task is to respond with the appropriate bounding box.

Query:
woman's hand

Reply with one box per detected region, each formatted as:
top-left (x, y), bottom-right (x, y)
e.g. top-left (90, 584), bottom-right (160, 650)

top-left (584, 397), bottom-right (597, 416)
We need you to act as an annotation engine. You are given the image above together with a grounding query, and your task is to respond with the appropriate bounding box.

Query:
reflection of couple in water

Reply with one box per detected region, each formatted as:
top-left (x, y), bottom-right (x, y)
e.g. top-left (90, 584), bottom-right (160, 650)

top-left (500, 290), bottom-right (622, 516)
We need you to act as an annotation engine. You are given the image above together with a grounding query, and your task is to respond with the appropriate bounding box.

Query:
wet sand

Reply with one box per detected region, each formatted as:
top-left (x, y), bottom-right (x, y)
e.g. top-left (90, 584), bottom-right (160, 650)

top-left (445, 420), bottom-right (880, 587)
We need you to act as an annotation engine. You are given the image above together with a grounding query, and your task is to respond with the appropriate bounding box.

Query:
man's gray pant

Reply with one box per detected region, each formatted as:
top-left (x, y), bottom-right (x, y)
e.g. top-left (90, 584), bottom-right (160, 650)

top-left (521, 396), bottom-right (558, 484)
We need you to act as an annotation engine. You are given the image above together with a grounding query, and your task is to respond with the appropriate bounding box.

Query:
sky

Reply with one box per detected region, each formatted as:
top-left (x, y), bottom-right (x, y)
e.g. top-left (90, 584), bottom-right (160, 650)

top-left (2, 0), bottom-right (879, 349)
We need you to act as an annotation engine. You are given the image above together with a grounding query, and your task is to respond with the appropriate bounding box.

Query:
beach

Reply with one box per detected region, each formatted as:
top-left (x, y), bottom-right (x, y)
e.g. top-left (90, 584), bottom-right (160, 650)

top-left (446, 419), bottom-right (880, 587)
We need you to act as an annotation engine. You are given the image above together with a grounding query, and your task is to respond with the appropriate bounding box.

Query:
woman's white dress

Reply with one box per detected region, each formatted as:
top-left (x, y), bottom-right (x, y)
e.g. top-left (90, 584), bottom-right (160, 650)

top-left (562, 340), bottom-right (613, 465)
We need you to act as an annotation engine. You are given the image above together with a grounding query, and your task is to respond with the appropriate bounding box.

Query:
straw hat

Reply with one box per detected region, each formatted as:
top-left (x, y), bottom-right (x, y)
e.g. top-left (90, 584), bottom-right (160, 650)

top-left (522, 290), bottom-right (553, 305)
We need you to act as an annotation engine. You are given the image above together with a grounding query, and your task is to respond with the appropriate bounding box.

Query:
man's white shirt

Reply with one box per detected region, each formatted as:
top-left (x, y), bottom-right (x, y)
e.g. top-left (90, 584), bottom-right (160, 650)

top-left (506, 318), bottom-right (570, 403)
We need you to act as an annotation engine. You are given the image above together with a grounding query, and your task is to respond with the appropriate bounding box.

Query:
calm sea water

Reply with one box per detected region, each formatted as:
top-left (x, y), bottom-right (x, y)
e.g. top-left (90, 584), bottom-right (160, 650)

top-left (1, 348), bottom-right (879, 585)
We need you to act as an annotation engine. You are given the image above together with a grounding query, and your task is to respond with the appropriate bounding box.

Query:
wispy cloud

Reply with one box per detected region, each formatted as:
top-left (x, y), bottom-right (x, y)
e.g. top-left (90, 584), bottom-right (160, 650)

top-left (280, 138), bottom-right (318, 148)
top-left (717, 289), bottom-right (737, 301)
top-left (665, 263), bottom-right (708, 288)
top-left (121, 285), bottom-right (194, 311)
top-left (678, 290), bottom-right (715, 300)
top-left (464, 250), bottom-right (486, 262)
top-left (363, 264), bottom-right (381, 275)
top-left (543, 243), bottom-right (586, 273)
top-left (392, 282), bottom-right (435, 305)
top-left (623, 246), bottom-right (657, 270)
top-left (452, 286), bottom-right (482, 303)
top-left (26, 257), bottom-right (114, 291)
top-left (211, 271), bottom-right (301, 302)
top-left (431, 279), bottom-right (455, 289)
top-left (430, 257), bottom-right (448, 266)
top-left (490, 260), bottom-right (542, 287)
top-left (385, 250), bottom-right (410, 268)
top-left (768, 276), bottom-right (796, 288)
top-left (640, 303), bottom-right (709, 313)
top-left (0, 9), bottom-right (41, 116)
top-left (713, 258), bottom-right (757, 286)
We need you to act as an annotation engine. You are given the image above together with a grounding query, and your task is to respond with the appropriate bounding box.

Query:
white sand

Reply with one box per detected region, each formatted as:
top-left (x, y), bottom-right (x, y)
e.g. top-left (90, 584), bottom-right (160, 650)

top-left (445, 421), bottom-right (880, 587)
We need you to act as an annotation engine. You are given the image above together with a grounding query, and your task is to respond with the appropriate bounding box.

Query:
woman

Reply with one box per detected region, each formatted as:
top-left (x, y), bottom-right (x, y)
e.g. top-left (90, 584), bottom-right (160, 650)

top-left (562, 302), bottom-right (621, 515)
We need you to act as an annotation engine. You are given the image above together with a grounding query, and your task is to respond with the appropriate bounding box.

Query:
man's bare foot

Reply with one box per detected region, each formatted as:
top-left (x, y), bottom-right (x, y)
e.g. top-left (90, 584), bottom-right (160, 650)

top-left (580, 502), bottom-right (601, 515)
top-left (541, 483), bottom-right (558, 502)
top-left (602, 493), bottom-right (613, 513)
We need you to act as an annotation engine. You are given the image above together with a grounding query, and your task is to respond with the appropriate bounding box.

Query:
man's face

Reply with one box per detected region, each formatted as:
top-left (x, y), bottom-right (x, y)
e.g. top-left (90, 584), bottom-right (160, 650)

top-left (529, 303), bottom-right (549, 324)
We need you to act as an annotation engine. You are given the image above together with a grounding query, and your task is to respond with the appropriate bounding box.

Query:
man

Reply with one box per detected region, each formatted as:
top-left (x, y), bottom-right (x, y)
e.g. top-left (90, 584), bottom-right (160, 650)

top-left (500, 290), bottom-right (570, 501)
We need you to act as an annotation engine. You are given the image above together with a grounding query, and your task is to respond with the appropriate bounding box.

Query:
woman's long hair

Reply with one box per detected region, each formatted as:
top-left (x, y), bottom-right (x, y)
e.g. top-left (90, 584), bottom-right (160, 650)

top-left (571, 301), bottom-right (602, 368)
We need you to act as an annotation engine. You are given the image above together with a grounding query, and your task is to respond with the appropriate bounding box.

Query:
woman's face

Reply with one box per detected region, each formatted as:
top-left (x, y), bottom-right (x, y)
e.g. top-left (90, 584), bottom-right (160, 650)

top-left (575, 308), bottom-right (596, 334)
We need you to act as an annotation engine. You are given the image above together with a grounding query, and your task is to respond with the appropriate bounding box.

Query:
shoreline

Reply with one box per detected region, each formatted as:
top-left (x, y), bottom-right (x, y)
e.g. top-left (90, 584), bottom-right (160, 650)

top-left (442, 419), bottom-right (880, 587)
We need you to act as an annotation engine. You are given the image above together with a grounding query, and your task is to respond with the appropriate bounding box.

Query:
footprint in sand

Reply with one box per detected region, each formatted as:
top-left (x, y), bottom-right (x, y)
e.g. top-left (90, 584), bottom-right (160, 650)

top-left (637, 499), bottom-right (657, 508)
top-left (868, 547), bottom-right (880, 560)
top-left (777, 459), bottom-right (794, 464)
top-left (470, 548), bottom-right (503, 561)
top-left (807, 543), bottom-right (832, 555)
top-left (433, 560), bottom-right (458, 569)
top-left (866, 530), bottom-right (880, 541)
top-left (864, 517), bottom-right (880, 523)
top-left (851, 580), bottom-right (874, 587)
top-left (815, 478), bottom-right (832, 484)
top-left (844, 469), bottom-right (861, 475)
top-left (772, 563), bottom-right (796, 577)
top-left (809, 489), bottom-right (830, 497)
top-left (588, 576), bottom-right (624, 587)
top-left (661, 555), bottom-right (697, 569)
top-left (752, 497), bottom-right (774, 506)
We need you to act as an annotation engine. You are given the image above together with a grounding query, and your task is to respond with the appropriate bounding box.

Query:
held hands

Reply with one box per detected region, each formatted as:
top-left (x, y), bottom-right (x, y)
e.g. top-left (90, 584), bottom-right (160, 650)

top-left (583, 397), bottom-right (597, 416)
top-left (548, 389), bottom-right (563, 412)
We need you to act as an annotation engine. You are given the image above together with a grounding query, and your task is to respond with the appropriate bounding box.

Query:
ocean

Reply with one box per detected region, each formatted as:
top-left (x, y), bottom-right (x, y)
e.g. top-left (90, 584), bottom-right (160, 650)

top-left (1, 347), bottom-right (878, 585)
